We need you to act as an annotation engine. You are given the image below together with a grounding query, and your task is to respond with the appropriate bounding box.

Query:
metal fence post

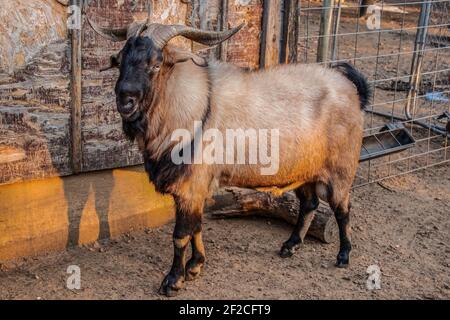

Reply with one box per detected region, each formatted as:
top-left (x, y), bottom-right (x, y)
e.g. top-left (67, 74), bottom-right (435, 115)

top-left (330, 0), bottom-right (342, 63)
top-left (405, 0), bottom-right (432, 120)
top-left (317, 0), bottom-right (334, 63)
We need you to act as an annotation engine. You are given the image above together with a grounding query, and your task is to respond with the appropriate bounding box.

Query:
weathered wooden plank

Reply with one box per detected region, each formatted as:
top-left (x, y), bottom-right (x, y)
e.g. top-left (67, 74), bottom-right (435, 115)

top-left (0, 146), bottom-right (26, 164)
top-left (286, 0), bottom-right (299, 64)
top-left (219, 0), bottom-right (229, 61)
top-left (189, 0), bottom-right (264, 68)
top-left (226, 0), bottom-right (263, 70)
top-left (70, 0), bottom-right (83, 173)
top-left (0, 0), bottom-right (71, 185)
top-left (260, 0), bottom-right (282, 68)
top-left (188, 0), bottom-right (221, 60)
top-left (81, 0), bottom-right (191, 172)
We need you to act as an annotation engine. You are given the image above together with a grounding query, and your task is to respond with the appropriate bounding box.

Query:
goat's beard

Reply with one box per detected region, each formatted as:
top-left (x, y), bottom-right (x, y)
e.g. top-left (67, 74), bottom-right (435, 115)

top-left (120, 87), bottom-right (156, 142)
top-left (122, 109), bottom-right (142, 122)
top-left (122, 111), bottom-right (147, 142)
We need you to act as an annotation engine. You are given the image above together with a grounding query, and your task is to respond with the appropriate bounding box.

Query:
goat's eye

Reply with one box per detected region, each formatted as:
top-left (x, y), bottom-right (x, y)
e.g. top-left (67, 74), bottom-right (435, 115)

top-left (151, 64), bottom-right (161, 72)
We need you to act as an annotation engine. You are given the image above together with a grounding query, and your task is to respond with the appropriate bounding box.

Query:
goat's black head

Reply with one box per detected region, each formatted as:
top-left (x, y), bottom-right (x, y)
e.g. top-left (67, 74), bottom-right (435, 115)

top-left (87, 19), bottom-right (244, 122)
top-left (113, 36), bottom-right (162, 121)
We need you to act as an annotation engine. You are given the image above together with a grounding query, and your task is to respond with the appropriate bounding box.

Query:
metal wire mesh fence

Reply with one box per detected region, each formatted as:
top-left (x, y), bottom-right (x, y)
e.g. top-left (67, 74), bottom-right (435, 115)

top-left (296, 0), bottom-right (450, 187)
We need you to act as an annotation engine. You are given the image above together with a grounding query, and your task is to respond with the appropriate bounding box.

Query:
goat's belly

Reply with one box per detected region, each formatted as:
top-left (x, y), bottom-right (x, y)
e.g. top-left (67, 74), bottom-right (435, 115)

top-left (216, 126), bottom-right (328, 192)
top-left (254, 181), bottom-right (305, 197)
top-left (219, 158), bottom-right (321, 194)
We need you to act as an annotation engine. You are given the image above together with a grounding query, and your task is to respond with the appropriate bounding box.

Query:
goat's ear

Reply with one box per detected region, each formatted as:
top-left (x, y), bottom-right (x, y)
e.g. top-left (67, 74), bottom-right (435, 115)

top-left (100, 52), bottom-right (122, 72)
top-left (163, 46), bottom-right (208, 67)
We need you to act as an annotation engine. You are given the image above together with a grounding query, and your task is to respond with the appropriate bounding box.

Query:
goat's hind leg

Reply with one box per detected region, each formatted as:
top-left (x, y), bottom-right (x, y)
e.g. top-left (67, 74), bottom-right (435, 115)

top-left (328, 187), bottom-right (352, 268)
top-left (279, 183), bottom-right (319, 258)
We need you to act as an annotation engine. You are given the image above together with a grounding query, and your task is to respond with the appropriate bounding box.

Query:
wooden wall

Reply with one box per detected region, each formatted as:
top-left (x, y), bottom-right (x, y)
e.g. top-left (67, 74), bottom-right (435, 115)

top-left (0, 0), bottom-right (295, 185)
top-left (0, 0), bottom-right (71, 185)
top-left (227, 0), bottom-right (263, 69)
top-left (81, 0), bottom-right (194, 172)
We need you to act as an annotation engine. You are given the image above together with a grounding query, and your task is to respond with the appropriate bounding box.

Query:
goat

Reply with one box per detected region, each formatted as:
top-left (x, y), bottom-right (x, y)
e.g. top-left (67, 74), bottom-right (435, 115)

top-left (88, 19), bottom-right (370, 297)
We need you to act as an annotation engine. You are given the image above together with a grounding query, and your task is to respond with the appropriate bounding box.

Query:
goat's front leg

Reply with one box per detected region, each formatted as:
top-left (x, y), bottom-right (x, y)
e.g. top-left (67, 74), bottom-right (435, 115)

top-left (185, 231), bottom-right (206, 281)
top-left (159, 196), bottom-right (204, 297)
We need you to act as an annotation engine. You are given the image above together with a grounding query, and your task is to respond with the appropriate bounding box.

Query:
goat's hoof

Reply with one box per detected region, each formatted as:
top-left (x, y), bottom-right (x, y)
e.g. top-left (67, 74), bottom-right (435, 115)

top-left (335, 252), bottom-right (350, 268)
top-left (186, 269), bottom-right (201, 281)
top-left (185, 260), bottom-right (204, 281)
top-left (159, 274), bottom-right (185, 297)
top-left (279, 245), bottom-right (295, 258)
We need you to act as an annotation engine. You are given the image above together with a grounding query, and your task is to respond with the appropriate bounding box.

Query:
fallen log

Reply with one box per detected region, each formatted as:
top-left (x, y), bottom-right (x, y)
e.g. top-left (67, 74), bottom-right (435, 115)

top-left (206, 188), bottom-right (338, 244)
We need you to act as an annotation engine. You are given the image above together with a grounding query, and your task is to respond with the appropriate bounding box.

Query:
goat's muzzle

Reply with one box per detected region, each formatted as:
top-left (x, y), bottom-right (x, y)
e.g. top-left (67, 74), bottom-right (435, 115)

top-left (118, 101), bottom-right (141, 122)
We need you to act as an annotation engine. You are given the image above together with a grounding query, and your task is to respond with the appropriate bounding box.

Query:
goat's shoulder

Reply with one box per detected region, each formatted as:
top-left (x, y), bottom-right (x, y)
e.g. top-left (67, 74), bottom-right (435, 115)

top-left (208, 61), bottom-right (246, 77)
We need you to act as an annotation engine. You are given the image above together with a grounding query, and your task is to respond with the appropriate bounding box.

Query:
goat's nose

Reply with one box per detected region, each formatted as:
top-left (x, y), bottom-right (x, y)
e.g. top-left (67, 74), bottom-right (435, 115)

top-left (117, 96), bottom-right (136, 114)
top-left (117, 85), bottom-right (140, 114)
top-left (123, 96), bottom-right (137, 107)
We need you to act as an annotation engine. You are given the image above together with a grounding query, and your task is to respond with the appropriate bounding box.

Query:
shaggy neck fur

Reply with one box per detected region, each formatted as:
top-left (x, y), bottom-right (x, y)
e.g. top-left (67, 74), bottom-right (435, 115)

top-left (124, 48), bottom-right (211, 193)
top-left (146, 56), bottom-right (210, 158)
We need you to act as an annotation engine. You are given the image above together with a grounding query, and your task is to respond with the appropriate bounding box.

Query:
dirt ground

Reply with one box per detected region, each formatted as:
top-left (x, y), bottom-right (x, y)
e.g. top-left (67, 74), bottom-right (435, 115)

top-left (0, 163), bottom-right (449, 300)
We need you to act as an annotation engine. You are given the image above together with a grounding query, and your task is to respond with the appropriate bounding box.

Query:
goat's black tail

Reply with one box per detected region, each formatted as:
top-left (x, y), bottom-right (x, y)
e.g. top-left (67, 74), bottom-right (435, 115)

top-left (333, 62), bottom-right (371, 110)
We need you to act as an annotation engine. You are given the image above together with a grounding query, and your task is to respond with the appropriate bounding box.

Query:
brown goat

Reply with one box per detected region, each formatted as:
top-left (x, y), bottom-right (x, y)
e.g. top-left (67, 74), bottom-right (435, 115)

top-left (88, 19), bottom-right (370, 297)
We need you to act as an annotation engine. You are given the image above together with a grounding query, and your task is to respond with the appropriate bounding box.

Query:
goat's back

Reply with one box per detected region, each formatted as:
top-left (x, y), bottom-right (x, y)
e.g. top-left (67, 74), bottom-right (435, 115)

top-left (208, 63), bottom-right (364, 189)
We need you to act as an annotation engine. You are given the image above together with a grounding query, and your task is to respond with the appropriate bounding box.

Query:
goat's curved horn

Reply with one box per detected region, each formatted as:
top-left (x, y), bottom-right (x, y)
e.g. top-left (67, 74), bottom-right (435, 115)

top-left (130, 23), bottom-right (148, 39)
top-left (146, 0), bottom-right (152, 24)
top-left (55, 0), bottom-right (69, 6)
top-left (128, 0), bottom-right (152, 38)
top-left (148, 23), bottom-right (245, 49)
top-left (86, 17), bottom-right (128, 42)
